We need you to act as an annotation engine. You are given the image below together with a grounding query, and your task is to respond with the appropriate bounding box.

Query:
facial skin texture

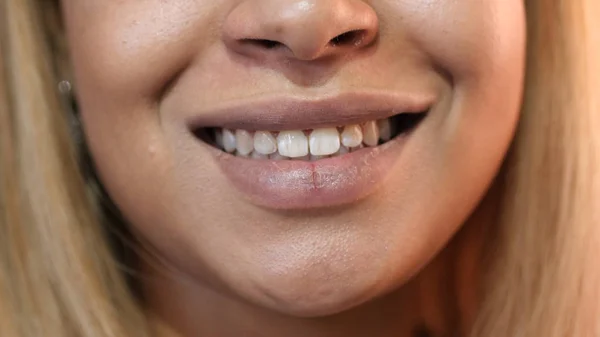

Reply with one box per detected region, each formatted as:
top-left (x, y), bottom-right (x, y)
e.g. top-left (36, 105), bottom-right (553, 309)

top-left (61, 1), bottom-right (525, 336)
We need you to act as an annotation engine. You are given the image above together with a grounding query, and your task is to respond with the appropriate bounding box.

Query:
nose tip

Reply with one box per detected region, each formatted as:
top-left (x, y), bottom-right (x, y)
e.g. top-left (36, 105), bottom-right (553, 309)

top-left (223, 0), bottom-right (379, 61)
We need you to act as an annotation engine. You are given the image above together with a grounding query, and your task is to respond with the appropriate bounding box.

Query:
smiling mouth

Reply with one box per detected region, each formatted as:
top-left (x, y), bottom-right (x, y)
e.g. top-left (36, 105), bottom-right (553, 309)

top-left (194, 112), bottom-right (426, 161)
top-left (185, 91), bottom-right (433, 209)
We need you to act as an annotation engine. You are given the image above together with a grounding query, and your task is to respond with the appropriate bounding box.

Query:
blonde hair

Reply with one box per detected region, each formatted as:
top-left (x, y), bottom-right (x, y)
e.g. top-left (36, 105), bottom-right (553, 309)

top-left (0, 0), bottom-right (598, 336)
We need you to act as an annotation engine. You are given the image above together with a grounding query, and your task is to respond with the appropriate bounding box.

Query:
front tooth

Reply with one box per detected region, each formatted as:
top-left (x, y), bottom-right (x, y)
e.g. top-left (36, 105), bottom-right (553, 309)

top-left (378, 119), bottom-right (392, 141)
top-left (341, 125), bottom-right (363, 148)
top-left (362, 121), bottom-right (379, 146)
top-left (222, 129), bottom-right (236, 153)
top-left (254, 131), bottom-right (277, 155)
top-left (235, 130), bottom-right (254, 156)
top-left (277, 131), bottom-right (308, 158)
top-left (309, 128), bottom-right (340, 156)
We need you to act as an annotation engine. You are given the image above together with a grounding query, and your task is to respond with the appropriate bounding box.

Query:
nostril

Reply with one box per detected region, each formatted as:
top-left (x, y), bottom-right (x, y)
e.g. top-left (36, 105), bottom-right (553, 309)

top-left (241, 38), bottom-right (282, 49)
top-left (223, 0), bottom-right (379, 60)
top-left (243, 31), bottom-right (367, 53)
top-left (329, 30), bottom-right (367, 47)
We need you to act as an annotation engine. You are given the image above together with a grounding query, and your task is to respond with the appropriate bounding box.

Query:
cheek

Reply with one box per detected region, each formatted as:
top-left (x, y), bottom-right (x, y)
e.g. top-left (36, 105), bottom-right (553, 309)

top-left (393, 1), bottom-right (526, 81)
top-left (61, 1), bottom-right (219, 105)
top-left (59, 1), bottom-right (204, 230)
top-left (60, 0), bottom-right (222, 207)
top-left (396, 0), bottom-right (526, 155)
top-left (377, 1), bottom-right (526, 226)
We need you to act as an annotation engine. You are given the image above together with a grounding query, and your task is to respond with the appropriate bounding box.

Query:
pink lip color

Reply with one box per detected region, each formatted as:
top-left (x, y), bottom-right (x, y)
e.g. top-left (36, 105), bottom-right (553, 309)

top-left (208, 136), bottom-right (407, 210)
top-left (185, 90), bottom-right (433, 131)
top-left (186, 91), bottom-right (432, 210)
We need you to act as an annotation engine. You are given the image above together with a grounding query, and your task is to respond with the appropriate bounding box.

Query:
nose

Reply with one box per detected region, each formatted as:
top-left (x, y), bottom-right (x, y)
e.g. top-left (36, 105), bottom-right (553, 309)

top-left (223, 0), bottom-right (379, 61)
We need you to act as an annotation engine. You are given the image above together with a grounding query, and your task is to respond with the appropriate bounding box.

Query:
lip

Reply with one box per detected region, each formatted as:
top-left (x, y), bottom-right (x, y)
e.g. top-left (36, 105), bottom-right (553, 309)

top-left (207, 134), bottom-right (409, 209)
top-left (185, 90), bottom-right (434, 131)
top-left (187, 91), bottom-right (433, 209)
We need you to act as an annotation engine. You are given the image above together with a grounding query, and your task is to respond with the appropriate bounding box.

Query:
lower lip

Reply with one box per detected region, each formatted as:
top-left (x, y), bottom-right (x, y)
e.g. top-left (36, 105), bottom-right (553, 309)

top-left (204, 135), bottom-right (410, 210)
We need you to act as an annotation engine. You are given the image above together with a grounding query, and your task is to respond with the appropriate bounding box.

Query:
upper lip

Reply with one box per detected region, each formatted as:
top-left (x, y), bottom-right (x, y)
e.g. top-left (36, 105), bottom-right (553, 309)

top-left (186, 90), bottom-right (435, 132)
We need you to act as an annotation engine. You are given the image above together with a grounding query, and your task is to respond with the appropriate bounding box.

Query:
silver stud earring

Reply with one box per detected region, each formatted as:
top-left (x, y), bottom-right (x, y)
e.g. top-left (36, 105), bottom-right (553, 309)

top-left (58, 80), bottom-right (72, 95)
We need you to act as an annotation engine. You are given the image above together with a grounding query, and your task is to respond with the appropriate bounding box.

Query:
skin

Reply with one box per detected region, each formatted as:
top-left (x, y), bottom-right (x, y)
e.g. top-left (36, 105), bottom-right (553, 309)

top-left (60, 0), bottom-right (525, 336)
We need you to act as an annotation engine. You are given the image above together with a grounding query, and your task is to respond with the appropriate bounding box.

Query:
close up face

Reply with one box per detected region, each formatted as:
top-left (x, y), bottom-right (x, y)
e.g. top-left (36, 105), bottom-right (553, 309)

top-left (60, 0), bottom-right (526, 316)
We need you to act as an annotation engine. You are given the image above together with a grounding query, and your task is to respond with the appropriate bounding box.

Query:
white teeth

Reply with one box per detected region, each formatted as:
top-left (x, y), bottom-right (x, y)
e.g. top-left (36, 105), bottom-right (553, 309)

top-left (309, 128), bottom-right (341, 156)
top-left (214, 117), bottom-right (397, 160)
top-left (222, 129), bottom-right (237, 153)
top-left (341, 125), bottom-right (363, 148)
top-left (253, 131), bottom-right (277, 155)
top-left (235, 130), bottom-right (254, 156)
top-left (378, 119), bottom-right (392, 141)
top-left (362, 121), bottom-right (379, 147)
top-left (294, 155), bottom-right (310, 161)
top-left (277, 130), bottom-right (309, 158)
top-left (215, 129), bottom-right (224, 149)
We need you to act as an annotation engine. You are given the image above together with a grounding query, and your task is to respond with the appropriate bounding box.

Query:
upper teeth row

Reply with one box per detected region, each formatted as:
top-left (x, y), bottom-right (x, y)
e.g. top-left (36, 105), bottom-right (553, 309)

top-left (215, 119), bottom-right (392, 159)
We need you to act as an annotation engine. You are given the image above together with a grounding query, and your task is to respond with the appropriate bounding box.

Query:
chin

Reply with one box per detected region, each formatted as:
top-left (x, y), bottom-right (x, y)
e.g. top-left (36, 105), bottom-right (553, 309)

top-left (252, 278), bottom-right (383, 318)
top-left (230, 251), bottom-right (400, 318)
